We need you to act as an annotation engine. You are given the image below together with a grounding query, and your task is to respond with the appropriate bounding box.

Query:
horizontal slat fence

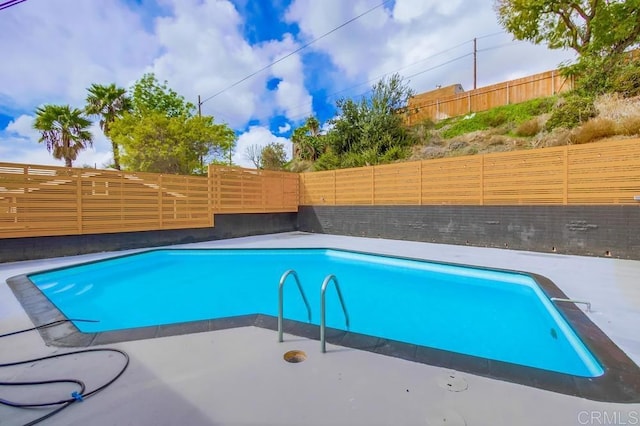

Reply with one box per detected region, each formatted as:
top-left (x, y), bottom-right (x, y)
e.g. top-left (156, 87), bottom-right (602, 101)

top-left (208, 165), bottom-right (299, 213)
top-left (0, 164), bottom-right (212, 239)
top-left (2, 139), bottom-right (638, 239)
top-left (405, 70), bottom-right (572, 124)
top-left (299, 138), bottom-right (640, 206)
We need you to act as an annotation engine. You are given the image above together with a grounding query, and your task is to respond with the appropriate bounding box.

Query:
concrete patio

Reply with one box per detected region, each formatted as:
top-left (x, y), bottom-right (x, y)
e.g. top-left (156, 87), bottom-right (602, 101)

top-left (1, 232), bottom-right (639, 425)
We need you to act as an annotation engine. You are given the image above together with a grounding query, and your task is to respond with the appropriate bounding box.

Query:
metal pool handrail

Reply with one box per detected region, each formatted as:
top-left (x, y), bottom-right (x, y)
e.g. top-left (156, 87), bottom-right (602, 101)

top-left (278, 269), bottom-right (312, 343)
top-left (551, 297), bottom-right (592, 313)
top-left (320, 274), bottom-right (350, 353)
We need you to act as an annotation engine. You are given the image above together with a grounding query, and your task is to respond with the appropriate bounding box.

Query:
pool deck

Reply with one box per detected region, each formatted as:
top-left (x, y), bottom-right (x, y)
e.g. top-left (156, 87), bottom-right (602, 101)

top-left (1, 232), bottom-right (639, 425)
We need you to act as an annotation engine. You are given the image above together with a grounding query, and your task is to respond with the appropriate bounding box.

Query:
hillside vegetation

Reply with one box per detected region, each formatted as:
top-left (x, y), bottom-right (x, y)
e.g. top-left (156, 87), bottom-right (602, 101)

top-left (408, 93), bottom-right (640, 162)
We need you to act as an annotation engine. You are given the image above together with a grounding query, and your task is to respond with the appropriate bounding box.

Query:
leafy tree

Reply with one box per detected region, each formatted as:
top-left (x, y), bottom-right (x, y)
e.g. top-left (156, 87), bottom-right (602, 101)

top-left (325, 73), bottom-right (415, 167)
top-left (260, 142), bottom-right (288, 170)
top-left (131, 73), bottom-right (195, 117)
top-left (111, 74), bottom-right (236, 175)
top-left (33, 105), bottom-right (93, 167)
top-left (494, 0), bottom-right (640, 57)
top-left (496, 1), bottom-right (640, 97)
top-left (85, 83), bottom-right (131, 170)
top-left (110, 112), bottom-right (235, 175)
top-left (186, 115), bottom-right (236, 172)
top-left (291, 116), bottom-right (325, 161)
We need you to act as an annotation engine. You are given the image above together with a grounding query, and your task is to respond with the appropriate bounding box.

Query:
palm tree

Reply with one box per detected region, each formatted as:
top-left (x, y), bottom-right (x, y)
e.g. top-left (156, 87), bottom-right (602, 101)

top-left (85, 83), bottom-right (131, 169)
top-left (293, 116), bottom-right (323, 161)
top-left (33, 105), bottom-right (93, 168)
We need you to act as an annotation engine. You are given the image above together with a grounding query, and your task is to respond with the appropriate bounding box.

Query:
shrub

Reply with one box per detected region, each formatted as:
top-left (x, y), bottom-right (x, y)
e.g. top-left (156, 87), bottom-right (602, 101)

top-left (288, 159), bottom-right (314, 173)
top-left (538, 128), bottom-right (572, 148)
top-left (484, 110), bottom-right (508, 127)
top-left (523, 97), bottom-right (556, 116)
top-left (617, 116), bottom-right (640, 136)
top-left (314, 150), bottom-right (341, 171)
top-left (339, 151), bottom-right (367, 169)
top-left (379, 145), bottom-right (409, 163)
top-left (613, 61), bottom-right (640, 98)
top-left (515, 118), bottom-right (541, 136)
top-left (569, 118), bottom-right (616, 144)
top-left (546, 95), bottom-right (596, 130)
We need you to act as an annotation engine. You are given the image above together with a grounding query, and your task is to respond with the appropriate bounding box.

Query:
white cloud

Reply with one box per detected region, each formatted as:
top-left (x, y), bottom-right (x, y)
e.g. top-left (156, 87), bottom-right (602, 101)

top-left (150, 0), bottom-right (313, 128)
top-left (278, 122), bottom-right (292, 134)
top-left (286, 0), bottom-right (575, 99)
top-left (233, 126), bottom-right (292, 168)
top-left (1, 116), bottom-right (113, 168)
top-left (5, 115), bottom-right (38, 140)
top-left (0, 0), bottom-right (158, 110)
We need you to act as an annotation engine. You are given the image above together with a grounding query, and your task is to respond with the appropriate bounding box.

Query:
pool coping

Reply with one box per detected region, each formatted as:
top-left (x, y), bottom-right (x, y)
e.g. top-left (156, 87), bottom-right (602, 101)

top-left (5, 248), bottom-right (640, 403)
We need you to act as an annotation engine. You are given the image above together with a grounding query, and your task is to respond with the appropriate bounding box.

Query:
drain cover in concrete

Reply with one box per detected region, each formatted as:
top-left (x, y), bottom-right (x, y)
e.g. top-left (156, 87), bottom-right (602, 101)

top-left (437, 373), bottom-right (468, 392)
top-left (425, 409), bottom-right (466, 426)
top-left (283, 350), bottom-right (307, 363)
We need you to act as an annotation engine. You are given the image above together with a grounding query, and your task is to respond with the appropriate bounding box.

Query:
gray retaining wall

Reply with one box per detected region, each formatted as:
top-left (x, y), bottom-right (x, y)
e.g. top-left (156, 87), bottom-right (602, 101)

top-left (0, 213), bottom-right (297, 262)
top-left (297, 205), bottom-right (640, 259)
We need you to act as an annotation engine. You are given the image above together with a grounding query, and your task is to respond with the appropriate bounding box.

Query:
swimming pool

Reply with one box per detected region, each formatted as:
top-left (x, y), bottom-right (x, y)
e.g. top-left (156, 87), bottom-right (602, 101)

top-left (8, 246), bottom-right (640, 402)
top-left (26, 248), bottom-right (601, 377)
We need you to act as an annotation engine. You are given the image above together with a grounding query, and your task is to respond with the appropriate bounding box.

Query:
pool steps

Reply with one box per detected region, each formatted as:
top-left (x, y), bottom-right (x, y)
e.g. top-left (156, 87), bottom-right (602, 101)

top-left (550, 297), bottom-right (592, 313)
top-left (277, 270), bottom-right (350, 353)
top-left (320, 274), bottom-right (350, 353)
top-left (277, 269), bottom-right (312, 343)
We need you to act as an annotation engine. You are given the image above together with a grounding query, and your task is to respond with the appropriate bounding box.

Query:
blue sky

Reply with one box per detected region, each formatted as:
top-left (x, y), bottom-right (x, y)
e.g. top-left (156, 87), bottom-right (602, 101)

top-left (0, 0), bottom-right (574, 168)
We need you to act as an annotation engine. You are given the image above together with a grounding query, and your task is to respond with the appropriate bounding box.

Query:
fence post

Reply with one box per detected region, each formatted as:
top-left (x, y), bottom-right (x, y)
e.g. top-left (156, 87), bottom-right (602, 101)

top-left (278, 172), bottom-right (284, 211)
top-left (468, 93), bottom-right (471, 113)
top-left (76, 170), bottom-right (82, 235)
top-left (120, 172), bottom-right (124, 227)
top-left (332, 171), bottom-right (336, 205)
top-left (206, 169), bottom-right (213, 226)
top-left (419, 161), bottom-right (423, 205)
top-left (480, 155), bottom-right (484, 205)
top-left (563, 146), bottom-right (569, 205)
top-left (261, 172), bottom-right (265, 212)
top-left (158, 174), bottom-right (163, 228)
top-left (371, 167), bottom-right (375, 205)
top-left (299, 173), bottom-right (304, 206)
top-left (551, 70), bottom-right (556, 95)
top-left (506, 83), bottom-right (510, 105)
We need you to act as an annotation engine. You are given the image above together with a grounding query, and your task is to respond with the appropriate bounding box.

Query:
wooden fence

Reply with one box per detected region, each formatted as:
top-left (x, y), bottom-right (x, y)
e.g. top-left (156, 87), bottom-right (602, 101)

top-left (208, 165), bottom-right (299, 214)
top-left (0, 163), bottom-right (212, 239)
top-left (2, 139), bottom-right (638, 239)
top-left (405, 70), bottom-right (573, 124)
top-left (299, 138), bottom-right (640, 206)
top-left (0, 163), bottom-right (300, 239)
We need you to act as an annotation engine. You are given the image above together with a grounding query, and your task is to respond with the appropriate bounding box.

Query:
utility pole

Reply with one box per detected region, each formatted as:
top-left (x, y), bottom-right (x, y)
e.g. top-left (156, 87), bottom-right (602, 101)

top-left (473, 38), bottom-right (477, 90)
top-left (197, 95), bottom-right (202, 117)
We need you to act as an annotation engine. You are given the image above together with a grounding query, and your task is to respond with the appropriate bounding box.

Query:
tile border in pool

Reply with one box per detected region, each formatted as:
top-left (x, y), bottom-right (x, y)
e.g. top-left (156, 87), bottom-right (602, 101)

top-left (6, 249), bottom-right (640, 403)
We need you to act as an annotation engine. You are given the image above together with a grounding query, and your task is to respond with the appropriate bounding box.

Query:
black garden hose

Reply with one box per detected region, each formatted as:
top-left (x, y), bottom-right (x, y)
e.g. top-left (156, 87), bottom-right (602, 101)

top-left (0, 319), bottom-right (129, 426)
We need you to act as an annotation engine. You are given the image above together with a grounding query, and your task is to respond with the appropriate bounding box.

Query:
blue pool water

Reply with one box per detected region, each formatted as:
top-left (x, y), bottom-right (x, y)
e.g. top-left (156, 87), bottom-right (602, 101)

top-left (29, 249), bottom-right (603, 377)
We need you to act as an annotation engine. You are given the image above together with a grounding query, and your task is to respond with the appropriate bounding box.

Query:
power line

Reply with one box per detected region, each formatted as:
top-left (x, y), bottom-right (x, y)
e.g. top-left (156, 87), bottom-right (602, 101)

top-left (284, 52), bottom-right (477, 123)
top-left (478, 41), bottom-right (524, 52)
top-left (206, 32), bottom-right (522, 127)
top-left (0, 0), bottom-right (26, 11)
top-left (476, 30), bottom-right (506, 40)
top-left (199, 0), bottom-right (393, 106)
top-left (214, 35), bottom-right (489, 123)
